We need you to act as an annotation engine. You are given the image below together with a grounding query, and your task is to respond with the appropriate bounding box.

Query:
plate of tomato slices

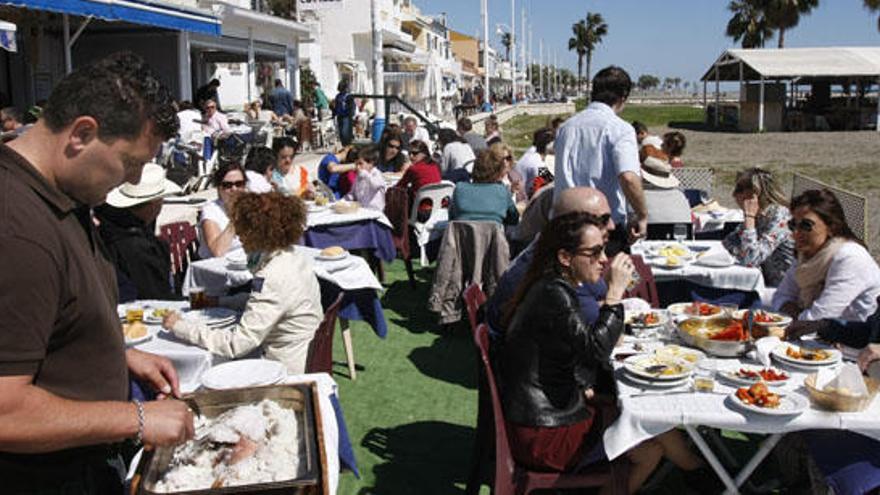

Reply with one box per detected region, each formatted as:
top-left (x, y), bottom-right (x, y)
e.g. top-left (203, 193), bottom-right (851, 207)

top-left (625, 311), bottom-right (668, 328)
top-left (727, 382), bottom-right (808, 416)
top-left (720, 366), bottom-right (790, 387)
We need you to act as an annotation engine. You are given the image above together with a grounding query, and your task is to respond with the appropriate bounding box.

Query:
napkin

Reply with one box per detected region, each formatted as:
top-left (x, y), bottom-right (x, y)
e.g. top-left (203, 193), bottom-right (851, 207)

top-left (815, 363), bottom-right (869, 397)
top-left (754, 336), bottom-right (781, 368)
top-left (226, 269), bottom-right (253, 288)
top-left (695, 250), bottom-right (734, 267)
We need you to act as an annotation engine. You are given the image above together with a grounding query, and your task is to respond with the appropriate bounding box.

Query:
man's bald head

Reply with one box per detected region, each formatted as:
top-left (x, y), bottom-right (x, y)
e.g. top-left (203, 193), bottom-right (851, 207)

top-left (552, 187), bottom-right (615, 232)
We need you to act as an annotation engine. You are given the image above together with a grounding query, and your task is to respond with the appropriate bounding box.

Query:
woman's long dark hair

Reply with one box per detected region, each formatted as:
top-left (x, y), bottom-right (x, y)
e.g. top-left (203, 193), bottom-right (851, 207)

top-left (379, 128), bottom-right (407, 171)
top-left (790, 188), bottom-right (864, 246)
top-left (502, 212), bottom-right (603, 327)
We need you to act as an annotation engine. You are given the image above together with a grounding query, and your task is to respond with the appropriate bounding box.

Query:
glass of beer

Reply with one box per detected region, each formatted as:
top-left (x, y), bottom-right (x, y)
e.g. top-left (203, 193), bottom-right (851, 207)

top-left (125, 307), bottom-right (144, 323)
top-left (189, 287), bottom-right (207, 310)
top-left (693, 359), bottom-right (717, 393)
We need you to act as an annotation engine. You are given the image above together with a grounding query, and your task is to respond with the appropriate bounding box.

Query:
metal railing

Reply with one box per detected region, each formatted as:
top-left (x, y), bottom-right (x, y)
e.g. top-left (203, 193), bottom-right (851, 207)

top-left (350, 93), bottom-right (442, 137)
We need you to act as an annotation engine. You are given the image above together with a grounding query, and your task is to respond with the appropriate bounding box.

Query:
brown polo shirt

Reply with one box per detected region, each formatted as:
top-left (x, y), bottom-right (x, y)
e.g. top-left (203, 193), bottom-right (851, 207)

top-left (0, 144), bottom-right (128, 401)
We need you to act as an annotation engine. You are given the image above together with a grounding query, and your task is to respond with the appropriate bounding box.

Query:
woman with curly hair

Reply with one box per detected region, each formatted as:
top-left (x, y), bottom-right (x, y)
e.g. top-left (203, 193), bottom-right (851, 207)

top-left (450, 142), bottom-right (519, 225)
top-left (163, 192), bottom-right (323, 373)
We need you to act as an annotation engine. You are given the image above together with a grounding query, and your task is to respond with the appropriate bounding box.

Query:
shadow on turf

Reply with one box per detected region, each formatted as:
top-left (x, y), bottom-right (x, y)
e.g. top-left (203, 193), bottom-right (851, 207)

top-left (408, 325), bottom-right (478, 389)
top-left (381, 274), bottom-right (446, 335)
top-left (357, 420), bottom-right (474, 495)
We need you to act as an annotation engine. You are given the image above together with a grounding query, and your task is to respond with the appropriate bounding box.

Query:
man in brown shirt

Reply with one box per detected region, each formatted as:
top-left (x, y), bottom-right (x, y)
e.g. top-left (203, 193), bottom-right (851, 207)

top-left (0, 53), bottom-right (194, 491)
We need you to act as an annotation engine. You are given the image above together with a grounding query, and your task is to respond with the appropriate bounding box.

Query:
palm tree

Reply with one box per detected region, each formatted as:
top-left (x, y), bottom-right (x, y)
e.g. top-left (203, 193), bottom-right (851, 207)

top-left (726, 0), bottom-right (774, 48)
top-left (582, 12), bottom-right (608, 97)
top-left (865, 0), bottom-right (880, 31)
top-left (568, 20), bottom-right (588, 94)
top-left (765, 0), bottom-right (818, 48)
top-left (500, 32), bottom-right (513, 62)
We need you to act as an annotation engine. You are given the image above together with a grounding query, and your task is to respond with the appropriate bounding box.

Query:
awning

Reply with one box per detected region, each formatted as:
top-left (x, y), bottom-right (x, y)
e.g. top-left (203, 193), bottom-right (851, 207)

top-left (0, 0), bottom-right (221, 36)
top-left (0, 19), bottom-right (15, 52)
top-left (702, 47), bottom-right (880, 82)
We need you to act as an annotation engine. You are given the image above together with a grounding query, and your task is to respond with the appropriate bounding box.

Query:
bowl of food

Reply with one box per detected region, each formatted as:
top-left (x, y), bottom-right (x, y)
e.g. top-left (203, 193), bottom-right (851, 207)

top-left (331, 200), bottom-right (359, 214)
top-left (803, 374), bottom-right (879, 412)
top-left (668, 301), bottom-right (722, 319)
top-left (677, 317), bottom-right (749, 357)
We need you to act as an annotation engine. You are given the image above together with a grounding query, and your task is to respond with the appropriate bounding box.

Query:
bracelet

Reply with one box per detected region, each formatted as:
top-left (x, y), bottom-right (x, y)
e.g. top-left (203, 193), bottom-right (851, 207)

top-left (744, 214), bottom-right (757, 219)
top-left (132, 400), bottom-right (145, 445)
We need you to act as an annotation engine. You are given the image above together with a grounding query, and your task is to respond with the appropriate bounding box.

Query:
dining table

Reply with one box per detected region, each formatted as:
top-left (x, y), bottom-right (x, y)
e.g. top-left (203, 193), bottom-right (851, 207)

top-left (304, 205), bottom-right (397, 263)
top-left (604, 310), bottom-right (880, 494)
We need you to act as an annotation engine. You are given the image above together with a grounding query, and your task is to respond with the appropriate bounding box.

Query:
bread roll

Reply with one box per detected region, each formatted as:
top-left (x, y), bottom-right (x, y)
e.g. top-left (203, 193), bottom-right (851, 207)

top-left (321, 246), bottom-right (345, 257)
top-left (124, 321), bottom-right (148, 339)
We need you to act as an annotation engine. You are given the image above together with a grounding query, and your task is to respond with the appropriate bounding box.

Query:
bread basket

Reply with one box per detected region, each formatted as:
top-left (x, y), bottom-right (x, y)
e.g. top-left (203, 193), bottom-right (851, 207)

top-left (331, 200), bottom-right (360, 214)
top-left (803, 373), bottom-right (879, 412)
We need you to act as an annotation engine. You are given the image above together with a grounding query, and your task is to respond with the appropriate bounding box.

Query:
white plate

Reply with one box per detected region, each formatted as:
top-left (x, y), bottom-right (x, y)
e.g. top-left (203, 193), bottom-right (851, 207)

top-left (623, 354), bottom-right (695, 381)
top-left (124, 326), bottom-right (157, 347)
top-left (182, 307), bottom-right (239, 327)
top-left (771, 344), bottom-right (842, 367)
top-left (726, 391), bottom-right (809, 417)
top-left (625, 311), bottom-right (668, 328)
top-left (142, 308), bottom-right (174, 325)
top-left (316, 252), bottom-right (349, 262)
top-left (200, 359), bottom-right (287, 390)
top-left (719, 366), bottom-right (791, 387)
top-left (308, 204), bottom-right (330, 214)
top-left (733, 309), bottom-right (792, 328)
top-left (648, 258), bottom-right (690, 270)
top-left (667, 302), bottom-right (723, 318)
top-left (622, 370), bottom-right (690, 389)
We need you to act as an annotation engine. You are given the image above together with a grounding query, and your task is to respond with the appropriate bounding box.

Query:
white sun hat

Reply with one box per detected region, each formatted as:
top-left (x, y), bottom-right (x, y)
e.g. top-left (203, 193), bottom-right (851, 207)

top-left (105, 162), bottom-right (182, 208)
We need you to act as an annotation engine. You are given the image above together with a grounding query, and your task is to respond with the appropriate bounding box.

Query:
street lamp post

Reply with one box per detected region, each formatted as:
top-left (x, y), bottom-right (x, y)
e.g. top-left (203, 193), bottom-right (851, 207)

top-left (481, 0), bottom-right (490, 104)
top-left (510, 0), bottom-right (516, 103)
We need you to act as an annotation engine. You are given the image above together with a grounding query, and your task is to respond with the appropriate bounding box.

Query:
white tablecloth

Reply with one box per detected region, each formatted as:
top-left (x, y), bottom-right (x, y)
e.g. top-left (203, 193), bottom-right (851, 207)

top-left (632, 240), bottom-right (765, 292)
top-left (183, 246), bottom-right (382, 296)
top-left (307, 206), bottom-right (392, 229)
top-left (603, 334), bottom-right (880, 460)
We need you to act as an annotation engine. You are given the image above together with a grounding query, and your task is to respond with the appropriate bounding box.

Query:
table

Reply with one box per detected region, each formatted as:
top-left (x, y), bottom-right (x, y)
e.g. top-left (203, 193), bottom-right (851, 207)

top-left (632, 240), bottom-right (765, 294)
top-left (604, 327), bottom-right (880, 494)
top-left (305, 207), bottom-right (396, 263)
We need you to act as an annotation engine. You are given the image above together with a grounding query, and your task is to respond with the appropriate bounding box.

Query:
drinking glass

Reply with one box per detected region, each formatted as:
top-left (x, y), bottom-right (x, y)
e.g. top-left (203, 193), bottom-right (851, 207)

top-left (720, 303), bottom-right (739, 319)
top-left (189, 287), bottom-right (207, 310)
top-left (125, 307), bottom-right (144, 323)
top-left (673, 223), bottom-right (688, 244)
top-left (693, 359), bottom-right (717, 392)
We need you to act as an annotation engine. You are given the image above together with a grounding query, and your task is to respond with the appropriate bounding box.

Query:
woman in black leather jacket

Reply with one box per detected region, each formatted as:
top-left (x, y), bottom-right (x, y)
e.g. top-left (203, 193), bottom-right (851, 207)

top-left (498, 212), bottom-right (707, 493)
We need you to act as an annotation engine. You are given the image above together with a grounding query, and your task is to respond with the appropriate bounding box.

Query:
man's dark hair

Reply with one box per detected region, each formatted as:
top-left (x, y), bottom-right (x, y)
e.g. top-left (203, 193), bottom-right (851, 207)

top-left (42, 52), bottom-right (178, 140)
top-left (437, 128), bottom-right (465, 147)
top-left (590, 66), bottom-right (632, 106)
top-left (358, 144), bottom-right (380, 164)
top-left (177, 100), bottom-right (195, 111)
top-left (245, 146), bottom-right (276, 175)
top-left (632, 121), bottom-right (647, 135)
top-left (272, 136), bottom-right (298, 154)
top-left (1, 106), bottom-right (22, 123)
top-left (533, 127), bottom-right (555, 154)
top-left (210, 78), bottom-right (221, 87)
top-left (274, 79), bottom-right (283, 87)
top-left (457, 117), bottom-right (473, 132)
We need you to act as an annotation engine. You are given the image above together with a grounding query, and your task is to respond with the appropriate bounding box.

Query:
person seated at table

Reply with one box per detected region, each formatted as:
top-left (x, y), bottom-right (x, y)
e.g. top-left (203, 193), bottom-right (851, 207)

top-left (661, 131), bottom-right (686, 168)
top-left (450, 143), bottom-right (519, 225)
top-left (271, 136), bottom-right (315, 198)
top-left (346, 144), bottom-right (387, 211)
top-left (377, 128), bottom-right (409, 173)
top-left (393, 139), bottom-right (441, 220)
top-left (722, 167), bottom-right (795, 287)
top-left (245, 98), bottom-right (282, 125)
top-left (498, 212), bottom-right (708, 493)
top-left (437, 128), bottom-right (476, 182)
top-left (318, 145), bottom-right (358, 199)
top-left (772, 189), bottom-right (880, 322)
top-left (201, 98), bottom-right (229, 136)
top-left (198, 161), bottom-right (247, 259)
top-left (785, 295), bottom-right (880, 348)
top-left (402, 115), bottom-right (432, 150)
top-left (244, 146), bottom-right (275, 194)
top-left (484, 114), bottom-right (502, 146)
top-left (640, 147), bottom-right (691, 229)
top-left (514, 127), bottom-right (554, 199)
top-left (163, 192), bottom-right (323, 374)
top-left (96, 163), bottom-right (180, 302)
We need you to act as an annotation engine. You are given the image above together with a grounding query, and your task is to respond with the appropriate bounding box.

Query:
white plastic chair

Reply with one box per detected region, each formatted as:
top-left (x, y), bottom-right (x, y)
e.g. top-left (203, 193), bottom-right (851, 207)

top-left (409, 180), bottom-right (455, 266)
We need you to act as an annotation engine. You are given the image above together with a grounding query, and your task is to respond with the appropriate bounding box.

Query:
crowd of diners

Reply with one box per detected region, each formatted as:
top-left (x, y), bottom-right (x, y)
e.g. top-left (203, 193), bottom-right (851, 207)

top-left (1, 52), bottom-right (880, 493)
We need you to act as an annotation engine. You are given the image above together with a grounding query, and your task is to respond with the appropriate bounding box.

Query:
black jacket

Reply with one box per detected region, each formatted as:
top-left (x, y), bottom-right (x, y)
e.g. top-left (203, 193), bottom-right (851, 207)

top-left (498, 275), bottom-right (624, 428)
top-left (95, 205), bottom-right (176, 303)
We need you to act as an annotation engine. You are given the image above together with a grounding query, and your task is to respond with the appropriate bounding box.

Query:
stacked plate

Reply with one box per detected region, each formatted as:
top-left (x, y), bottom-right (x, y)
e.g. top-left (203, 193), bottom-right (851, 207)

top-left (621, 353), bottom-right (696, 388)
top-left (200, 359), bottom-right (287, 390)
top-left (771, 343), bottom-right (842, 371)
top-left (182, 307), bottom-right (239, 328)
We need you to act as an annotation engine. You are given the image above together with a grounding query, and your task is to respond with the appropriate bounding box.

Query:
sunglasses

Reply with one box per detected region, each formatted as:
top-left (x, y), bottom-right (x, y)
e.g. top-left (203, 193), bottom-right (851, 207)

top-left (220, 180), bottom-right (247, 190)
top-left (503, 155), bottom-right (513, 162)
top-left (597, 213), bottom-right (612, 226)
top-left (573, 244), bottom-right (606, 259)
top-left (788, 218), bottom-right (815, 233)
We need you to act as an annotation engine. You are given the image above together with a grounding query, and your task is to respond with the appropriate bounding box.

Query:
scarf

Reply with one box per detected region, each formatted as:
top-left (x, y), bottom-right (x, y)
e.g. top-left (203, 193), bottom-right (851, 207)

top-left (795, 237), bottom-right (845, 309)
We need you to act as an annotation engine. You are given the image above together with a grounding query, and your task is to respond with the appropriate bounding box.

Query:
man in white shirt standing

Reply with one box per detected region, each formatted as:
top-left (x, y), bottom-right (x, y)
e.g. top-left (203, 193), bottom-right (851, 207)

top-left (554, 65), bottom-right (647, 255)
top-left (514, 127), bottom-right (555, 198)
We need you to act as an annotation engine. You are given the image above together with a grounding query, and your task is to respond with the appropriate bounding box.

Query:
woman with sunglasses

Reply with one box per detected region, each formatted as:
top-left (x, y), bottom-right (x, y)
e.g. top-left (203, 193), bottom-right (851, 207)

top-left (498, 212), bottom-right (709, 493)
top-left (393, 140), bottom-right (441, 218)
top-left (722, 168), bottom-right (795, 286)
top-left (772, 189), bottom-right (880, 322)
top-left (377, 129), bottom-right (409, 173)
top-left (164, 192), bottom-right (322, 374)
top-left (450, 143), bottom-right (519, 225)
top-left (198, 161), bottom-right (247, 258)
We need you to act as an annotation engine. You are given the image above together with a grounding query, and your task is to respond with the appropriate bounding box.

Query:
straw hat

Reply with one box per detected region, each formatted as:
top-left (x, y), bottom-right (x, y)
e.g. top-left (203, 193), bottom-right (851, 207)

top-left (106, 163), bottom-right (181, 208)
top-left (641, 155), bottom-right (680, 189)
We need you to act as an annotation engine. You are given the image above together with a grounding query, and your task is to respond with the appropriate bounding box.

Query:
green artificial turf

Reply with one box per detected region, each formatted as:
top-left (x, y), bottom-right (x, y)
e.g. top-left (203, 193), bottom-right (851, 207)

top-left (573, 100), bottom-right (704, 128)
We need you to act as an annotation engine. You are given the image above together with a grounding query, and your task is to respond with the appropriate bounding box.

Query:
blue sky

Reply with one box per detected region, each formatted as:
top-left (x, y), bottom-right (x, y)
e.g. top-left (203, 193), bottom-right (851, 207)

top-left (416, 0), bottom-right (880, 83)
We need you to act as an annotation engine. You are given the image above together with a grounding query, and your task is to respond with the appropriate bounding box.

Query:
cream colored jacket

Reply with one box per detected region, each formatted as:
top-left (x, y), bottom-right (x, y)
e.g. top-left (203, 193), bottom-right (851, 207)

top-left (172, 247), bottom-right (324, 374)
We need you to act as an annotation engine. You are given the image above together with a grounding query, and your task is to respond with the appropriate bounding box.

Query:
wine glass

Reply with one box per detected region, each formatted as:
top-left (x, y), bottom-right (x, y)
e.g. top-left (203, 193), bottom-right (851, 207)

top-left (673, 224), bottom-right (688, 244)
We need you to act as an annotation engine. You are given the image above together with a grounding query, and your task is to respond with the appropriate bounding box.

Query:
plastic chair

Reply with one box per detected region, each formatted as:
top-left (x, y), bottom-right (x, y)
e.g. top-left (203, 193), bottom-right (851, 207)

top-left (463, 282), bottom-right (487, 334)
top-left (158, 221), bottom-right (199, 296)
top-left (305, 293), bottom-right (345, 374)
top-left (409, 180), bottom-right (455, 266)
top-left (384, 187), bottom-right (416, 287)
top-left (472, 324), bottom-right (629, 495)
top-left (624, 255), bottom-right (659, 308)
